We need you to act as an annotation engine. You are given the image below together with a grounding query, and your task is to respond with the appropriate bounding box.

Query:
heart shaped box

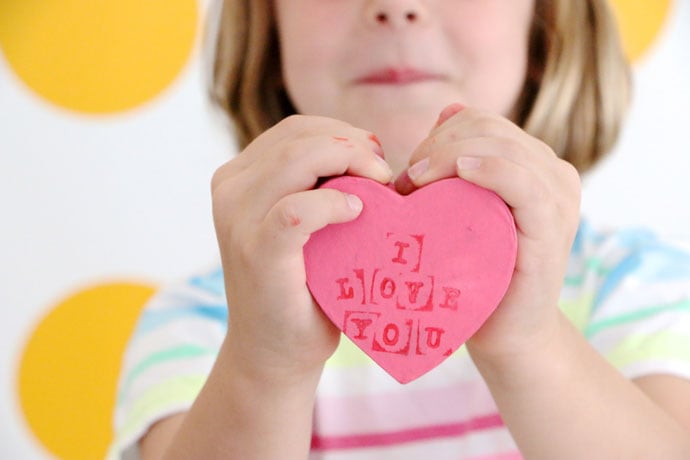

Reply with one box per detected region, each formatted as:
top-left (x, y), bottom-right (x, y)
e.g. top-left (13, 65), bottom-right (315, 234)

top-left (304, 176), bottom-right (517, 383)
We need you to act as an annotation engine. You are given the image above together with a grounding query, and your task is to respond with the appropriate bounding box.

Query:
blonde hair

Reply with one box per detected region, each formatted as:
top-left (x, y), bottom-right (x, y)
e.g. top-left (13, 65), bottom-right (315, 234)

top-left (210, 0), bottom-right (631, 173)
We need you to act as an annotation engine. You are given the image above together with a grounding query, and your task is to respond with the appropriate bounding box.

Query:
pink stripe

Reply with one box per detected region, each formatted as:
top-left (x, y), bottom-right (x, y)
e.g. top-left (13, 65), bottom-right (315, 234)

top-left (470, 454), bottom-right (522, 460)
top-left (311, 413), bottom-right (504, 450)
top-left (316, 379), bottom-right (497, 434)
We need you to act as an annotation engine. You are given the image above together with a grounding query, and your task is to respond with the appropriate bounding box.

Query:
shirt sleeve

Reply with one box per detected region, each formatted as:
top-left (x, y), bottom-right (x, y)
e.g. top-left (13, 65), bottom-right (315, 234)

top-left (106, 267), bottom-right (227, 459)
top-left (582, 227), bottom-right (690, 380)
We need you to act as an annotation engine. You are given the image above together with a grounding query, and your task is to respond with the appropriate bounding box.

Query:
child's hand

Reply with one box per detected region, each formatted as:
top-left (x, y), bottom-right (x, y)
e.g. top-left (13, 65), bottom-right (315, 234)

top-left (211, 115), bottom-right (392, 384)
top-left (395, 104), bottom-right (581, 359)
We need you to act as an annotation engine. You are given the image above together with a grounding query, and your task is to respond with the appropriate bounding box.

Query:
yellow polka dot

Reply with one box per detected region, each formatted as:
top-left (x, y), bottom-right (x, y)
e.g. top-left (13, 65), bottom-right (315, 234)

top-left (17, 282), bottom-right (156, 460)
top-left (609, 0), bottom-right (673, 62)
top-left (0, 0), bottom-right (198, 114)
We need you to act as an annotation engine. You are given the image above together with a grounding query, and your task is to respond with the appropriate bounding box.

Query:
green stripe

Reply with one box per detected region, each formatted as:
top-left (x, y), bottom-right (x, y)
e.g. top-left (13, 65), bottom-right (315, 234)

top-left (585, 299), bottom-right (690, 338)
top-left (118, 344), bottom-right (214, 401)
top-left (326, 337), bottom-right (370, 367)
top-left (564, 256), bottom-right (612, 286)
top-left (112, 374), bottom-right (207, 453)
top-left (605, 332), bottom-right (690, 370)
top-left (559, 294), bottom-right (595, 331)
top-left (325, 334), bottom-right (470, 369)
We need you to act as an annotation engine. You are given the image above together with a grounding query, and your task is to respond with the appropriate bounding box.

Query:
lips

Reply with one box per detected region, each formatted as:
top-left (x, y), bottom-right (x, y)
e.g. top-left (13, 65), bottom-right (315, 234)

top-left (355, 67), bottom-right (443, 85)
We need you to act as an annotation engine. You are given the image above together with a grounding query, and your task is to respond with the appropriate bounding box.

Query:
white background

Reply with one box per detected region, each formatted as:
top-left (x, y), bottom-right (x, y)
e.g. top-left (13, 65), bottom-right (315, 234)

top-left (1, 1), bottom-right (689, 458)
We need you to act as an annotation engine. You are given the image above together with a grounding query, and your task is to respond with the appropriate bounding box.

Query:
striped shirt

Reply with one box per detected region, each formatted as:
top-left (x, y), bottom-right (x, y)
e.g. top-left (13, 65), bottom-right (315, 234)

top-left (107, 220), bottom-right (690, 459)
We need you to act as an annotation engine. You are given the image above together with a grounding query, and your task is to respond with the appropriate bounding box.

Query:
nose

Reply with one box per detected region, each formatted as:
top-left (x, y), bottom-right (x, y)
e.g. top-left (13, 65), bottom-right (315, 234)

top-left (365, 0), bottom-right (429, 28)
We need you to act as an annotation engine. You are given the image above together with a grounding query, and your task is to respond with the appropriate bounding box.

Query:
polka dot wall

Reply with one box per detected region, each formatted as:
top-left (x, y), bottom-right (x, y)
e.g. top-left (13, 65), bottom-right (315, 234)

top-left (0, 1), bottom-right (688, 458)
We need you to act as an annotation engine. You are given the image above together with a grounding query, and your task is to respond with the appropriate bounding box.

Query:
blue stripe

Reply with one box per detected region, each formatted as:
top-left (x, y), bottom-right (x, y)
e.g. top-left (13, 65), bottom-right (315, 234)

top-left (571, 222), bottom-right (585, 255)
top-left (189, 268), bottom-right (226, 297)
top-left (629, 243), bottom-right (690, 280)
top-left (593, 235), bottom-right (690, 311)
top-left (593, 251), bottom-right (642, 310)
top-left (136, 304), bottom-right (228, 335)
top-left (571, 219), bottom-right (606, 256)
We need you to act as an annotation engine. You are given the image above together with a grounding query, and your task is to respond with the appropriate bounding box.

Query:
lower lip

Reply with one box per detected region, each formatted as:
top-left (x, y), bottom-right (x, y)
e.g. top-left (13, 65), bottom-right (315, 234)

top-left (357, 71), bottom-right (441, 85)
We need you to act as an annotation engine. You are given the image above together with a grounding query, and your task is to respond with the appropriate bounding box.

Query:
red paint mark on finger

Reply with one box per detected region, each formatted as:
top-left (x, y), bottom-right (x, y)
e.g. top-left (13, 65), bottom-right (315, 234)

top-left (368, 133), bottom-right (385, 158)
top-left (333, 136), bottom-right (355, 148)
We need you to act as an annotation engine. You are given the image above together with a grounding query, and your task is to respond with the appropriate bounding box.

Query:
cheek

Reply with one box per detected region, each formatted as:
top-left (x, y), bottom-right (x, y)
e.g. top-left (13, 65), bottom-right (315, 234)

top-left (473, 51), bottom-right (529, 116)
top-left (279, 28), bottom-right (354, 115)
top-left (279, 32), bottom-right (327, 110)
top-left (448, 23), bottom-right (530, 114)
top-left (281, 45), bottom-right (337, 115)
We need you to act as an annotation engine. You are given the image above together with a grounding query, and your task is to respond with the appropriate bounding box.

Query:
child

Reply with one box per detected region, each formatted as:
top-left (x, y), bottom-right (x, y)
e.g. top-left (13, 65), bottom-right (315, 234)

top-left (109, 0), bottom-right (690, 458)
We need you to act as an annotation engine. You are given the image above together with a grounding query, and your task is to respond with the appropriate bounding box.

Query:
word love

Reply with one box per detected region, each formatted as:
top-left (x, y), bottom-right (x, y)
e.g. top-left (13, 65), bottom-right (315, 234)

top-left (335, 235), bottom-right (461, 312)
top-left (304, 176), bottom-right (517, 383)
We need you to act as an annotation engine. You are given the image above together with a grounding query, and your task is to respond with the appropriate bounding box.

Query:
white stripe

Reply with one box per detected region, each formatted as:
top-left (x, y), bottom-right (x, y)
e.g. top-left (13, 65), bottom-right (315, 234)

top-left (120, 315), bottom-right (224, 372)
top-left (319, 349), bottom-right (481, 398)
top-left (116, 354), bottom-right (215, 421)
top-left (590, 279), bottom-right (690, 323)
top-left (589, 309), bottom-right (690, 351)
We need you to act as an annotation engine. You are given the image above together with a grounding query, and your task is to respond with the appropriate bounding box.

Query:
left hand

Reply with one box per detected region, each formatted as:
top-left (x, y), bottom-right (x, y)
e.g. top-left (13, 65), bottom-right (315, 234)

top-left (395, 104), bottom-right (581, 359)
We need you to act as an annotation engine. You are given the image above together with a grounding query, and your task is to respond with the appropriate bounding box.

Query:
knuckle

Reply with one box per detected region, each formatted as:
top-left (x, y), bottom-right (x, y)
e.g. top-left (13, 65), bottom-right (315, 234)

top-left (524, 175), bottom-right (552, 203)
top-left (279, 138), bottom-right (309, 164)
top-left (558, 159), bottom-right (582, 200)
top-left (536, 138), bottom-right (557, 158)
top-left (501, 139), bottom-right (527, 161)
top-left (213, 197), bottom-right (242, 240)
top-left (227, 234), bottom-right (261, 274)
top-left (331, 189), bottom-right (352, 211)
top-left (210, 167), bottom-right (224, 192)
top-left (238, 238), bottom-right (260, 264)
top-left (274, 200), bottom-right (303, 230)
top-left (563, 160), bottom-right (581, 186)
top-left (211, 171), bottom-right (243, 211)
top-left (469, 115), bottom-right (500, 137)
top-left (434, 129), bottom-right (458, 145)
top-left (279, 114), bottom-right (307, 131)
top-left (210, 161), bottom-right (238, 192)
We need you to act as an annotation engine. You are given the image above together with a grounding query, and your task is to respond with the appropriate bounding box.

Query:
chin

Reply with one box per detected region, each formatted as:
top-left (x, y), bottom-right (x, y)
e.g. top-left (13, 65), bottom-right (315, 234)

top-left (335, 101), bottom-right (452, 168)
top-left (377, 129), bottom-right (427, 175)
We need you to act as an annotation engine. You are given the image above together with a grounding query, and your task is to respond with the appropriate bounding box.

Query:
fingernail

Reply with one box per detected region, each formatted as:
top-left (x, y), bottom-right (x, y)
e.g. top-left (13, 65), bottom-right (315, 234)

top-left (457, 156), bottom-right (481, 171)
top-left (346, 193), bottom-right (363, 212)
top-left (407, 158), bottom-right (429, 180)
top-left (375, 154), bottom-right (393, 177)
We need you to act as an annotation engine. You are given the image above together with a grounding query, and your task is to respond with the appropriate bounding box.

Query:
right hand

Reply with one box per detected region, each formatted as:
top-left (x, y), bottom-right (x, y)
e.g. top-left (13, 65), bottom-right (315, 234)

top-left (211, 115), bottom-right (392, 384)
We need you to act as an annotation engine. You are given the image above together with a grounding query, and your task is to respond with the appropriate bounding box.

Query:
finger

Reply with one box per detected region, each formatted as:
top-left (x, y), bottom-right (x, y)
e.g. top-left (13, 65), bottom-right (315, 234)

top-left (248, 115), bottom-right (382, 160)
top-left (214, 116), bottom-right (384, 186)
top-left (432, 107), bottom-right (524, 144)
top-left (247, 133), bottom-right (391, 216)
top-left (409, 108), bottom-right (551, 167)
top-left (434, 136), bottom-right (571, 201)
top-left (454, 154), bottom-right (557, 239)
top-left (397, 136), bottom-right (534, 193)
top-left (259, 188), bottom-right (364, 257)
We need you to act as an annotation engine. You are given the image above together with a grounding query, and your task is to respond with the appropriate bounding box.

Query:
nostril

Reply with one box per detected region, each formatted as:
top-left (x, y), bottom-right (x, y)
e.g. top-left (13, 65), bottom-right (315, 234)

top-left (405, 11), bottom-right (417, 22)
top-left (376, 12), bottom-right (388, 24)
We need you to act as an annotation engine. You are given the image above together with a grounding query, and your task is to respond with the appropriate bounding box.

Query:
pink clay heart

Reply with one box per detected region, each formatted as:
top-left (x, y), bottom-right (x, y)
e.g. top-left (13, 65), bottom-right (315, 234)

top-left (304, 176), bottom-right (517, 383)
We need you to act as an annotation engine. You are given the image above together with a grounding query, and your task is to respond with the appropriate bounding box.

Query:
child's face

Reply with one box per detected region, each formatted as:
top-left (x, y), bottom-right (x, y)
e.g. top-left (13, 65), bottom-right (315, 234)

top-left (274, 0), bottom-right (535, 174)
